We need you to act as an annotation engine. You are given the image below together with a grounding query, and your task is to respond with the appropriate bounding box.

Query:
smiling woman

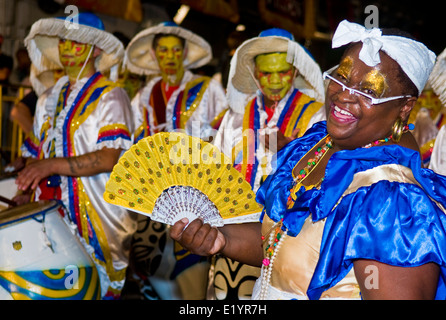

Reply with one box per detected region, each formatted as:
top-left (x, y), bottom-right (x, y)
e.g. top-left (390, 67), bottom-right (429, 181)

top-left (170, 20), bottom-right (446, 300)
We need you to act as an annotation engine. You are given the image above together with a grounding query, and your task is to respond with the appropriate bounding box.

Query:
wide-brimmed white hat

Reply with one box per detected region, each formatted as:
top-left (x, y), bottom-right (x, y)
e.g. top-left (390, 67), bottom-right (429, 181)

top-left (124, 21), bottom-right (212, 76)
top-left (429, 47), bottom-right (446, 106)
top-left (227, 28), bottom-right (325, 113)
top-left (24, 12), bottom-right (124, 76)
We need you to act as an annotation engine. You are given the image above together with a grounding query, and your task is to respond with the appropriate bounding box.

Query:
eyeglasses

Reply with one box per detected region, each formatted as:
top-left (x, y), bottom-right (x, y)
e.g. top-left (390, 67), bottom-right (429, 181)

top-left (322, 68), bottom-right (412, 105)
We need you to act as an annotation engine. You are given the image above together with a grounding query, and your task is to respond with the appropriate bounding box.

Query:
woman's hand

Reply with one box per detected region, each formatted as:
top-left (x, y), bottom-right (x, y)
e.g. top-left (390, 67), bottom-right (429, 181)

top-left (169, 218), bottom-right (226, 256)
top-left (170, 219), bottom-right (264, 267)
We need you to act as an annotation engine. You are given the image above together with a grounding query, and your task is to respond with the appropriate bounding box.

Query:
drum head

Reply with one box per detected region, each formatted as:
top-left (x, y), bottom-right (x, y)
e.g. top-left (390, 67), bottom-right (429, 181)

top-left (0, 200), bottom-right (59, 227)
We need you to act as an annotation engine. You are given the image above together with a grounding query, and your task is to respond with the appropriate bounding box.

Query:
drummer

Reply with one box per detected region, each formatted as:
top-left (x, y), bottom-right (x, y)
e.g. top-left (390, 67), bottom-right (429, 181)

top-left (16, 12), bottom-right (136, 299)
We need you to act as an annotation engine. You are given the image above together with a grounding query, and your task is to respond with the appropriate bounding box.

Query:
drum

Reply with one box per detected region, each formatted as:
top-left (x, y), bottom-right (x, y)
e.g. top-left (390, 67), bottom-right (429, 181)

top-left (0, 174), bottom-right (18, 210)
top-left (0, 200), bottom-right (101, 300)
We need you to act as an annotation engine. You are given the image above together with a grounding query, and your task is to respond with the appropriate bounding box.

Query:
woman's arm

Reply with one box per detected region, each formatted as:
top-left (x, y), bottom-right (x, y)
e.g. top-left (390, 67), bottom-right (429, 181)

top-left (354, 259), bottom-right (440, 300)
top-left (170, 218), bottom-right (264, 267)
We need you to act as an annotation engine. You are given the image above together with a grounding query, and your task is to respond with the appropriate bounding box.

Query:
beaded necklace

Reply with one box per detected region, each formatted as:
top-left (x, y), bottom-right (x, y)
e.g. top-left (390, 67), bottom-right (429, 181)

top-left (286, 136), bottom-right (333, 208)
top-left (259, 124), bottom-right (413, 299)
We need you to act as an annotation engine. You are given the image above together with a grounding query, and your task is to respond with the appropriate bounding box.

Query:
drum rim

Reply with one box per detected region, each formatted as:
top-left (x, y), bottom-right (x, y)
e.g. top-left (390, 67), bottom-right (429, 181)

top-left (0, 200), bottom-right (60, 228)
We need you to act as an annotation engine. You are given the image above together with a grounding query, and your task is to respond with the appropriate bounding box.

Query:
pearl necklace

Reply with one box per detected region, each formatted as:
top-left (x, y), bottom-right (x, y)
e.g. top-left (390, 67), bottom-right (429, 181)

top-left (259, 124), bottom-right (414, 299)
top-left (260, 217), bottom-right (287, 300)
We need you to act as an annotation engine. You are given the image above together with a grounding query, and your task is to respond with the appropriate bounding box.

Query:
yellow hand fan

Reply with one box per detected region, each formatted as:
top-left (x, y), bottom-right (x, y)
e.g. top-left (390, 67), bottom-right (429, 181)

top-left (104, 132), bottom-right (263, 226)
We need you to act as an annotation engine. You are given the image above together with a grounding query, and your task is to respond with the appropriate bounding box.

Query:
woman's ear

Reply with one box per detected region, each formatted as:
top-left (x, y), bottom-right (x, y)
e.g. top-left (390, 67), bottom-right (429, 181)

top-left (400, 97), bottom-right (418, 122)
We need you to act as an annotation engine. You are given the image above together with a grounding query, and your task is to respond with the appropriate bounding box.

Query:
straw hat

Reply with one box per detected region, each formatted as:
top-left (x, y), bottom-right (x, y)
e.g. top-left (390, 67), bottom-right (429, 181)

top-left (227, 28), bottom-right (325, 113)
top-left (24, 12), bottom-right (124, 76)
top-left (124, 21), bottom-right (212, 76)
top-left (429, 47), bottom-right (446, 106)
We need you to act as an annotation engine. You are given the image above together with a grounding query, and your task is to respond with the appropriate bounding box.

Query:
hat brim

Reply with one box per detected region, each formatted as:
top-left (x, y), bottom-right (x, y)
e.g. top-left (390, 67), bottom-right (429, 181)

top-left (25, 18), bottom-right (124, 74)
top-left (124, 25), bottom-right (212, 75)
top-left (30, 64), bottom-right (64, 96)
top-left (429, 47), bottom-right (446, 106)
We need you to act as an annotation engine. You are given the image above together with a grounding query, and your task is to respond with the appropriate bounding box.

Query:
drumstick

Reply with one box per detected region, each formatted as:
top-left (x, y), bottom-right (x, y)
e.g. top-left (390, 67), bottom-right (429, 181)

top-left (0, 195), bottom-right (17, 207)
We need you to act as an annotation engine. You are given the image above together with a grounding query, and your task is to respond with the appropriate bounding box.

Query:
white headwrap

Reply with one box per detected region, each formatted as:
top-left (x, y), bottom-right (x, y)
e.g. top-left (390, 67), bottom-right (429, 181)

top-left (332, 20), bottom-right (436, 95)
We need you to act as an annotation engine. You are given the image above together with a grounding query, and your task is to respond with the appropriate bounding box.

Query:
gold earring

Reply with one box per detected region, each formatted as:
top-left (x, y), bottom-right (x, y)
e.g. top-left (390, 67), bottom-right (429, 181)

top-left (391, 117), bottom-right (405, 142)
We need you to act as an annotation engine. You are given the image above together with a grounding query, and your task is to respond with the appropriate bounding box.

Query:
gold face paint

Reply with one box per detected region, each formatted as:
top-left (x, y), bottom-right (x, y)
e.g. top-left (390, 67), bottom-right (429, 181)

top-left (415, 89), bottom-right (443, 119)
top-left (58, 39), bottom-right (94, 80)
top-left (154, 35), bottom-right (185, 85)
top-left (334, 55), bottom-right (388, 98)
top-left (361, 69), bottom-right (388, 98)
top-left (255, 52), bottom-right (294, 102)
top-left (336, 56), bottom-right (354, 80)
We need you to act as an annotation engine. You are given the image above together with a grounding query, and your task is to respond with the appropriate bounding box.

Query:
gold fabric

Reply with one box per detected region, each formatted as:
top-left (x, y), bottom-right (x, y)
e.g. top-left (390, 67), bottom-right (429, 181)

top-left (262, 214), bottom-right (360, 299)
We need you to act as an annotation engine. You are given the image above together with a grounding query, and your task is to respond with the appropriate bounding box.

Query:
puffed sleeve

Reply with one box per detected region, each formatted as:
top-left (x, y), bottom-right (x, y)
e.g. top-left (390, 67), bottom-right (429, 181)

top-left (21, 87), bottom-right (53, 158)
top-left (197, 78), bottom-right (229, 139)
top-left (307, 153), bottom-right (446, 300)
top-left (95, 86), bottom-right (133, 151)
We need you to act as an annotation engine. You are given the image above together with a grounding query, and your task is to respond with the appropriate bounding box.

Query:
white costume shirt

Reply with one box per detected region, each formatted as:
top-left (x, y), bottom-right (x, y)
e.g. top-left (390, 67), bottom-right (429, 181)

top-left (214, 89), bottom-right (325, 192)
top-left (22, 73), bottom-right (137, 296)
top-left (131, 70), bottom-right (228, 141)
top-left (429, 125), bottom-right (446, 175)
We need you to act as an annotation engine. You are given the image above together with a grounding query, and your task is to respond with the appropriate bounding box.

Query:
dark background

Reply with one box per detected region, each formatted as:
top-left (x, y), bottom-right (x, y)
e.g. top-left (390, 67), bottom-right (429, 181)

top-left (29, 0), bottom-right (446, 85)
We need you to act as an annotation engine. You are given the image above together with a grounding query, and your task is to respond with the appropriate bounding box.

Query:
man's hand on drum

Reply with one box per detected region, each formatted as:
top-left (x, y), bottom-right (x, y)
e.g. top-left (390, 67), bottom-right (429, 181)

top-left (16, 158), bottom-right (57, 191)
top-left (170, 218), bottom-right (227, 256)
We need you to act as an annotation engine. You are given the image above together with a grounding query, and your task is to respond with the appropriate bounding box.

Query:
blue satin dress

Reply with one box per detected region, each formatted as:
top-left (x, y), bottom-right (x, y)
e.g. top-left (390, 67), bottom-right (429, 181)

top-left (254, 121), bottom-right (446, 300)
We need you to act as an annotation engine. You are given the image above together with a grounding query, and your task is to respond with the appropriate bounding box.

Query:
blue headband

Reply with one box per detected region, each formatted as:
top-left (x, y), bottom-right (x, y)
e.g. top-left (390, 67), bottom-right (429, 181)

top-left (56, 12), bottom-right (105, 30)
top-left (160, 21), bottom-right (179, 28)
top-left (259, 28), bottom-right (295, 41)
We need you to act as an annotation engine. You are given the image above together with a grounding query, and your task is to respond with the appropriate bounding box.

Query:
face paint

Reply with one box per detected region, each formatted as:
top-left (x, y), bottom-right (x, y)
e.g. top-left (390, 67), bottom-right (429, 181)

top-left (53, 69), bottom-right (65, 82)
top-left (361, 69), bottom-right (389, 98)
top-left (255, 52), bottom-right (294, 102)
top-left (334, 56), bottom-right (388, 99)
top-left (154, 36), bottom-right (185, 85)
top-left (58, 39), bottom-right (94, 80)
top-left (415, 89), bottom-right (443, 119)
top-left (336, 56), bottom-right (354, 80)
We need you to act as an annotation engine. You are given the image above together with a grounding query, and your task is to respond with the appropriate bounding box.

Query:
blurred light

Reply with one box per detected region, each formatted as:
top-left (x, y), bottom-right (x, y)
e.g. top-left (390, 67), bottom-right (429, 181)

top-left (174, 5), bottom-right (190, 25)
top-left (236, 24), bottom-right (246, 32)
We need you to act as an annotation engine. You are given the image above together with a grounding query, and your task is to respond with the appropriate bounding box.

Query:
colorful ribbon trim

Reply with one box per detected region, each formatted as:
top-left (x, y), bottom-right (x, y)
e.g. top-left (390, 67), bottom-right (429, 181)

top-left (233, 89), bottom-right (322, 188)
top-left (97, 124), bottom-right (131, 143)
top-left (172, 77), bottom-right (210, 130)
